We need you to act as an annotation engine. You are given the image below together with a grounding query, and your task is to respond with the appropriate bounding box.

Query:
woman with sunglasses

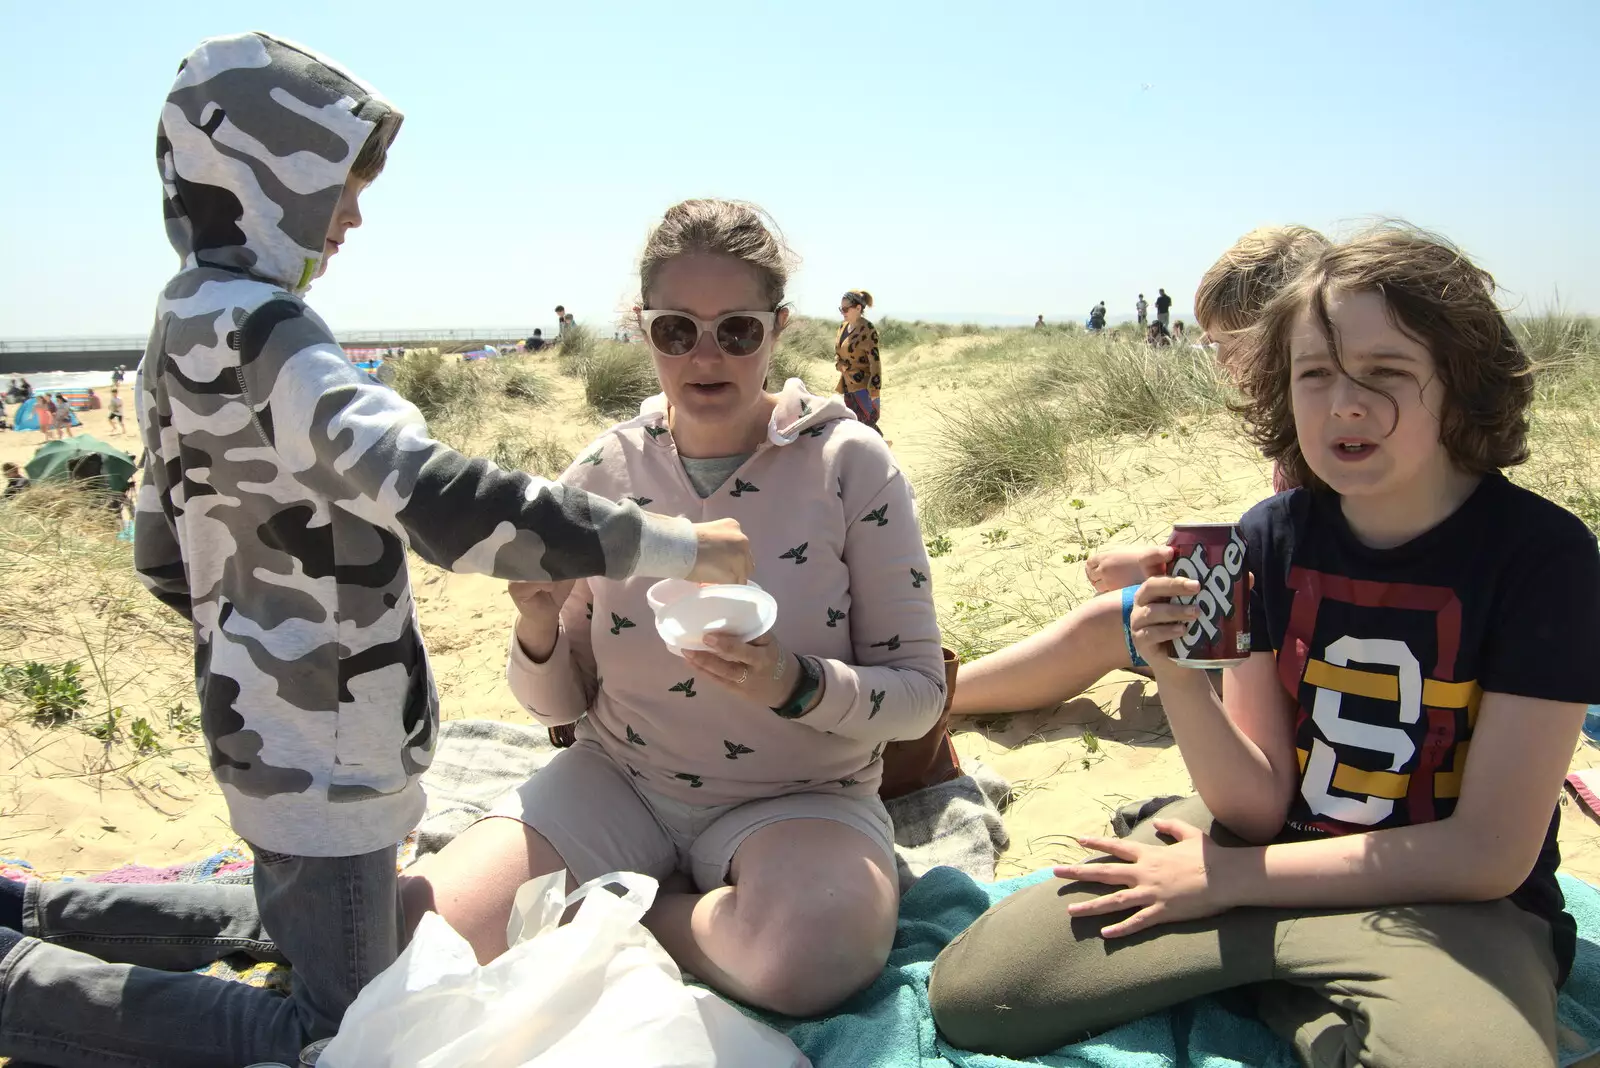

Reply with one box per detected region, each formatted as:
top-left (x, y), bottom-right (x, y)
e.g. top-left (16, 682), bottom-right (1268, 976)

top-left (402, 199), bottom-right (945, 1017)
top-left (836, 289), bottom-right (884, 435)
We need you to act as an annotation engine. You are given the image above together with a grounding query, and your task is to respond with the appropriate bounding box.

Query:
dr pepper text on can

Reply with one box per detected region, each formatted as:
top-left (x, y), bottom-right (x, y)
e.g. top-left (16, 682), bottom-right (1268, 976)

top-left (1166, 522), bottom-right (1250, 667)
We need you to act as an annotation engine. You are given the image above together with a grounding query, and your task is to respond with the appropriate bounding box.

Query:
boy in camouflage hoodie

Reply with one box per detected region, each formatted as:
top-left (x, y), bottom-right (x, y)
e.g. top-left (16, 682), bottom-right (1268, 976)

top-left (0, 32), bottom-right (748, 1067)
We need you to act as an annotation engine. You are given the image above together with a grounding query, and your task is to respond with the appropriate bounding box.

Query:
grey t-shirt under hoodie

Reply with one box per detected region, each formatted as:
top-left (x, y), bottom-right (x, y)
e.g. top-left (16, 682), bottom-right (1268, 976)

top-left (680, 454), bottom-right (752, 499)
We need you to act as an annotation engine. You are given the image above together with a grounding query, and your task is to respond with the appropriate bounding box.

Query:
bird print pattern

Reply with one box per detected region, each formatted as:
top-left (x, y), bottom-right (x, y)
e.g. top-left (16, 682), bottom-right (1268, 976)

top-left (504, 379), bottom-right (944, 810)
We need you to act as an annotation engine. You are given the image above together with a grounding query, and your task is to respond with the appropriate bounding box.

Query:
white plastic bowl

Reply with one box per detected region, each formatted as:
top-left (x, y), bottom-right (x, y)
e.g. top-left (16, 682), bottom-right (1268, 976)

top-left (646, 579), bottom-right (778, 656)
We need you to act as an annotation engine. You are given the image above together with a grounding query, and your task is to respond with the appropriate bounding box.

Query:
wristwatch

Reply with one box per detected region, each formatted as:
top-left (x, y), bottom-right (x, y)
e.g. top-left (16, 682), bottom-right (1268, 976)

top-left (770, 654), bottom-right (823, 719)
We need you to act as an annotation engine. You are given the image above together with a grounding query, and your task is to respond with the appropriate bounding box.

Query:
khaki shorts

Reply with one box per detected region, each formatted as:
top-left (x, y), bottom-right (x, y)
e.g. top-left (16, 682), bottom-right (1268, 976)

top-left (488, 738), bottom-right (897, 892)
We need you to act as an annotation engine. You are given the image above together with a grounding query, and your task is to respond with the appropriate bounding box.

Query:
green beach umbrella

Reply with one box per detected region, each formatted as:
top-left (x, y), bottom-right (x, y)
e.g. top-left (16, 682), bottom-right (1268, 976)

top-left (25, 435), bottom-right (137, 494)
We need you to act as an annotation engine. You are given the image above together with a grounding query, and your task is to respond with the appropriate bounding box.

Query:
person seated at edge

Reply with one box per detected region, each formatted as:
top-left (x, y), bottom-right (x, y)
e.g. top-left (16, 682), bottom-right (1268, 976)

top-left (403, 198), bottom-right (947, 1018)
top-left (948, 226), bottom-right (1326, 718)
top-left (1, 463), bottom-right (27, 498)
top-left (929, 223), bottom-right (1600, 1066)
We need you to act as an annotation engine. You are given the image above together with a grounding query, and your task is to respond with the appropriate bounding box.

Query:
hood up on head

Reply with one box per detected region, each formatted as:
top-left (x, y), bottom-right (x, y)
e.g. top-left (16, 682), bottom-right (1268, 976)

top-left (157, 31), bottom-right (401, 295)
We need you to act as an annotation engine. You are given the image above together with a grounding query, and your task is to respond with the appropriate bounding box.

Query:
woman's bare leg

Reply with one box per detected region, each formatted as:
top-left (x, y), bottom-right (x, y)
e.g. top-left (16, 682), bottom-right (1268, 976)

top-left (950, 590), bottom-right (1133, 716)
top-left (643, 819), bottom-right (898, 1017)
top-left (399, 817), bottom-right (575, 964)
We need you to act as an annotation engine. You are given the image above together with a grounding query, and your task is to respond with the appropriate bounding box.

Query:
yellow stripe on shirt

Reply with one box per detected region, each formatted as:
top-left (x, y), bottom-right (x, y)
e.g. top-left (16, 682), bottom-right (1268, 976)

top-left (1303, 660), bottom-right (1479, 711)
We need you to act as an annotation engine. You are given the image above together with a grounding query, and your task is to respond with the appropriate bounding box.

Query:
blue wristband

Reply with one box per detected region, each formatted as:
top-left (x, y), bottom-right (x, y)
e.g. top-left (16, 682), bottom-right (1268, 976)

top-left (1121, 584), bottom-right (1148, 668)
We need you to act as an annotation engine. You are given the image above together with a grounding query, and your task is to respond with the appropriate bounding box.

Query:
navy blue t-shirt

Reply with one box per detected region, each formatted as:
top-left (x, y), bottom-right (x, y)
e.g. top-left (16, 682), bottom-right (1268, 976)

top-left (1240, 473), bottom-right (1600, 982)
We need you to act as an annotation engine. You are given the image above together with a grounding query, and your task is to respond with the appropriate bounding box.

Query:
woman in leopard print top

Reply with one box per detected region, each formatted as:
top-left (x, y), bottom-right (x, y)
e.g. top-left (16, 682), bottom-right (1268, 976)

top-left (835, 289), bottom-right (883, 435)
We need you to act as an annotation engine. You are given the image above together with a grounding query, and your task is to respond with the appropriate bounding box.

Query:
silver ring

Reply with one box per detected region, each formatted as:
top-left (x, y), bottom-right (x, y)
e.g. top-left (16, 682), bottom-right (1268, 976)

top-left (736, 667), bottom-right (750, 685)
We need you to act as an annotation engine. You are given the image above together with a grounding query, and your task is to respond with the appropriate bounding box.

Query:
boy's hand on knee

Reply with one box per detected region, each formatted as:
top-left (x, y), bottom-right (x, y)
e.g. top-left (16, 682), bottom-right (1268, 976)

top-left (688, 518), bottom-right (753, 585)
top-left (1085, 544), bottom-right (1173, 594)
top-left (1053, 819), bottom-right (1232, 937)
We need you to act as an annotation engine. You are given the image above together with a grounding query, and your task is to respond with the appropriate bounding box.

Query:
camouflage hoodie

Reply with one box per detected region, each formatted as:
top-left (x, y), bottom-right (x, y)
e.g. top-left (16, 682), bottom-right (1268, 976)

top-left (134, 32), bottom-right (697, 856)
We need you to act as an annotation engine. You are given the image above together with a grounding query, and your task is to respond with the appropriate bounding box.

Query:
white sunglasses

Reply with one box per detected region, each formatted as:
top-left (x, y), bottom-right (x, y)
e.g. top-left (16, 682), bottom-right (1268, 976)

top-left (638, 310), bottom-right (778, 358)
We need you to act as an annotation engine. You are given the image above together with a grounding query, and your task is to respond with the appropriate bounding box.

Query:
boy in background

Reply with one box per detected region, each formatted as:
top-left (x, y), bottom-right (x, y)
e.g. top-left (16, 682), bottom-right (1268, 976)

top-left (105, 387), bottom-right (125, 436)
top-left (0, 32), bottom-right (748, 1067)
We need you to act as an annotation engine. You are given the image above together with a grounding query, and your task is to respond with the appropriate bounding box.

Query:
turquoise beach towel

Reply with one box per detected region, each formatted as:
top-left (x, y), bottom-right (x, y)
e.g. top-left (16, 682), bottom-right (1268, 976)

top-left (749, 867), bottom-right (1600, 1068)
top-left (8, 849), bottom-right (1597, 1064)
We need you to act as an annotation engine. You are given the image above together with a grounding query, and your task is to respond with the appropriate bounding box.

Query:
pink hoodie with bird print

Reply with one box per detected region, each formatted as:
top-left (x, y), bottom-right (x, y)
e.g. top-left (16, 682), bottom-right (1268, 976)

top-left (507, 379), bottom-right (945, 805)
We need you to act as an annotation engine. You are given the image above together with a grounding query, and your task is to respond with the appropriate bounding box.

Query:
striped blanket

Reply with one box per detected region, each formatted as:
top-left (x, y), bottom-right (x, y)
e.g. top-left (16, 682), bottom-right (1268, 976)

top-left (2, 719), bottom-right (1010, 991)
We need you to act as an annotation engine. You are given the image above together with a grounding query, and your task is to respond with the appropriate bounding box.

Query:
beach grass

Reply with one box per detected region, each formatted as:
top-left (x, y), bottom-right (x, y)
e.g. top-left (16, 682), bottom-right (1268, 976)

top-left (4, 310), bottom-right (1600, 879)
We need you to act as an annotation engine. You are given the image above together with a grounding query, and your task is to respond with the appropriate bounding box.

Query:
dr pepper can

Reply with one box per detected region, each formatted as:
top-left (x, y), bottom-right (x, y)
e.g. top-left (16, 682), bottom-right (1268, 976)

top-left (1166, 522), bottom-right (1250, 667)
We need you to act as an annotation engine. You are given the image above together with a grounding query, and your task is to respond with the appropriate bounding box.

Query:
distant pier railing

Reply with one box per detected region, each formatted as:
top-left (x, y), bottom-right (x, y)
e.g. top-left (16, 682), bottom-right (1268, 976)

top-left (0, 327), bottom-right (553, 375)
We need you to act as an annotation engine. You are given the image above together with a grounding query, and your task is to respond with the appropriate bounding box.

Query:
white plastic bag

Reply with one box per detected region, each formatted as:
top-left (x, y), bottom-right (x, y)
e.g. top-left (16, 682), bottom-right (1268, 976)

top-left (321, 870), bottom-right (811, 1067)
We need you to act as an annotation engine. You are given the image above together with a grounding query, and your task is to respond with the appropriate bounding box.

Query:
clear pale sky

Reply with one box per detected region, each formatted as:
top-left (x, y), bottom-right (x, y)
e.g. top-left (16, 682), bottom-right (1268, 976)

top-left (3, 0), bottom-right (1596, 338)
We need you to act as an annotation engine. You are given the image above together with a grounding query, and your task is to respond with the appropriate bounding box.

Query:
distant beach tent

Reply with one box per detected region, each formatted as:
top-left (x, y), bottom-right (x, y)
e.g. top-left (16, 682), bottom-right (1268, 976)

top-left (11, 398), bottom-right (82, 432)
top-left (346, 347), bottom-right (383, 374)
top-left (55, 390), bottom-right (101, 411)
top-left (25, 435), bottom-right (136, 493)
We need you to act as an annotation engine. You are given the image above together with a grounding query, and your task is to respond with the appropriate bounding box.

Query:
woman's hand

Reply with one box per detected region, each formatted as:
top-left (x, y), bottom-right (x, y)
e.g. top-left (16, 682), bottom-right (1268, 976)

top-left (509, 579), bottom-right (576, 662)
top-left (1053, 820), bottom-right (1234, 938)
top-left (1127, 574), bottom-right (1201, 664)
top-left (683, 631), bottom-right (797, 707)
top-left (1084, 544), bottom-right (1174, 594)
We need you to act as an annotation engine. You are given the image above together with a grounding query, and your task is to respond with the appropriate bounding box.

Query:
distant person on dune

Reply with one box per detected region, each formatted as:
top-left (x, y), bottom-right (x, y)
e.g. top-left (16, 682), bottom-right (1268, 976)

top-left (554, 304), bottom-right (566, 337)
top-left (1035, 314), bottom-right (1046, 329)
top-left (836, 289), bottom-right (884, 435)
top-left (525, 328), bottom-right (546, 352)
top-left (1154, 286), bottom-right (1172, 326)
top-left (1087, 301), bottom-right (1107, 331)
top-left (1136, 293), bottom-right (1148, 326)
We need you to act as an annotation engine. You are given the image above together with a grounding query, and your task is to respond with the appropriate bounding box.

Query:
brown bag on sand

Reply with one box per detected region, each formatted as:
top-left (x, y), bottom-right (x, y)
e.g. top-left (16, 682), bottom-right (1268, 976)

top-left (549, 648), bottom-right (965, 802)
top-left (877, 647), bottom-right (962, 800)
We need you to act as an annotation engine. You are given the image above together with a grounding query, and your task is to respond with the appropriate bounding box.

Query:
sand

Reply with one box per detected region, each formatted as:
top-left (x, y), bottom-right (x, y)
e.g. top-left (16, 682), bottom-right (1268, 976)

top-left (4, 367), bottom-right (1600, 894)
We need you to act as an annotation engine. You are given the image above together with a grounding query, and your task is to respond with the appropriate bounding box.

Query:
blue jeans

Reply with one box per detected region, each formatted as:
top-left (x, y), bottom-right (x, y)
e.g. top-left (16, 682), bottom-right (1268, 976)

top-left (0, 845), bottom-right (401, 1067)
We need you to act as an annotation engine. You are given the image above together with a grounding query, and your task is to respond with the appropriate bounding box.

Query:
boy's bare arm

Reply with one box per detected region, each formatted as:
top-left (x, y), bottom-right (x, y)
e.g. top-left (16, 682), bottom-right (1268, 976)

top-left (1148, 652), bottom-right (1300, 843)
top-left (1129, 575), bottom-right (1299, 842)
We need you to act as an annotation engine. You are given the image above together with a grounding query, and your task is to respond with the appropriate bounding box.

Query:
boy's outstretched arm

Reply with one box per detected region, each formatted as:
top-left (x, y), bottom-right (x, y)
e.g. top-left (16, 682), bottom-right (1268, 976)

top-left (236, 299), bottom-right (745, 583)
